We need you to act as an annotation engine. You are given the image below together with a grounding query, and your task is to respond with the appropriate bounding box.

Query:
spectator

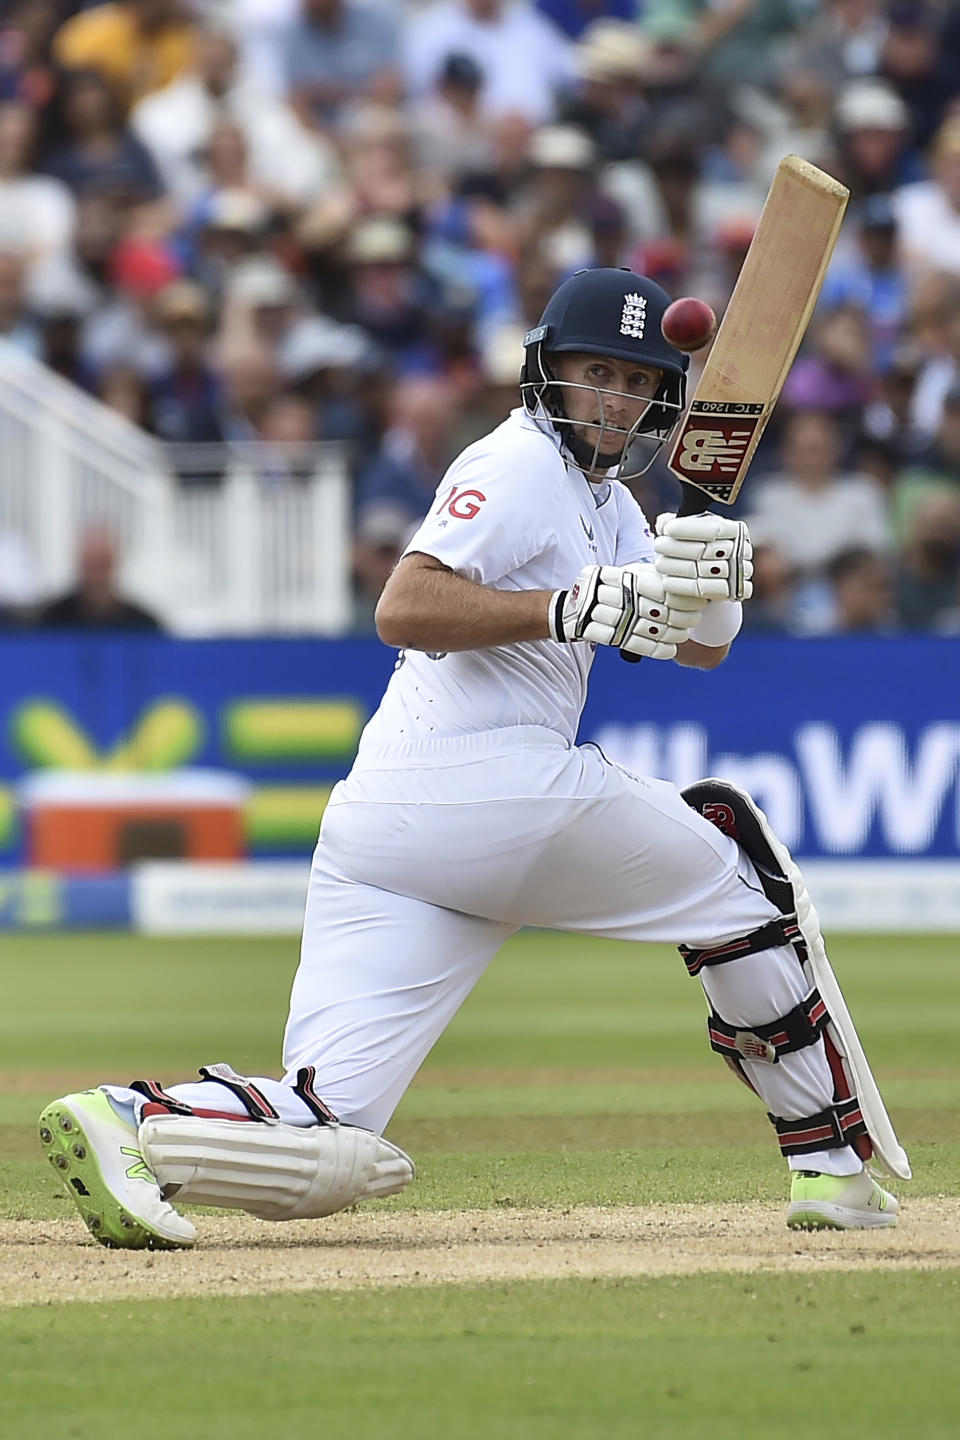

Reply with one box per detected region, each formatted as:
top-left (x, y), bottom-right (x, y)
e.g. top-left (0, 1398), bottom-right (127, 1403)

top-left (825, 546), bottom-right (896, 632)
top-left (343, 217), bottom-right (440, 372)
top-left (830, 78), bottom-right (916, 201)
top-left (0, 103), bottom-right (75, 278)
top-left (878, 0), bottom-right (960, 152)
top-left (351, 500), bottom-right (413, 629)
top-left (892, 381), bottom-right (960, 542)
top-left (145, 280), bottom-right (224, 446)
top-left (53, 0), bottom-right (194, 111)
top-left (558, 20), bottom-right (651, 164)
top-left (42, 69), bottom-right (164, 206)
top-left (746, 410), bottom-right (892, 579)
top-left (403, 0), bottom-right (577, 125)
top-left (513, 125), bottom-right (598, 275)
top-left (0, 1), bottom-right (62, 115)
top-left (340, 103), bottom-right (422, 221)
top-left (449, 318), bottom-right (525, 448)
top-left (189, 188), bottom-right (271, 302)
top-left (37, 528), bottom-right (163, 631)
top-left (410, 53), bottom-right (497, 185)
top-left (777, 0), bottom-right (889, 95)
top-left (861, 339), bottom-right (926, 460)
top-left (894, 119), bottom-right (960, 278)
top-left (278, 313), bottom-right (386, 462)
top-left (217, 343), bottom-right (282, 443)
top-left (284, 0), bottom-right (402, 133)
top-left (738, 542), bottom-right (798, 633)
top-left (74, 223), bottom-right (179, 378)
top-left (782, 302), bottom-right (875, 445)
top-left (131, 24), bottom-right (339, 210)
top-left (908, 283), bottom-right (960, 441)
top-left (256, 393), bottom-right (319, 483)
top-left (894, 492), bottom-right (960, 628)
top-left (820, 195), bottom-right (909, 373)
top-left (35, 290), bottom-right (100, 393)
top-left (355, 375), bottom-right (461, 531)
top-left (641, 0), bottom-right (804, 90)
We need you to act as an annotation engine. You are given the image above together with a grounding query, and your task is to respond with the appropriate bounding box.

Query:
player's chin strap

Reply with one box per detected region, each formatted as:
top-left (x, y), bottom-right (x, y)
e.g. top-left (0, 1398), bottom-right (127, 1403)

top-left (677, 780), bottom-right (911, 1180)
top-left (134, 1063), bottom-right (415, 1221)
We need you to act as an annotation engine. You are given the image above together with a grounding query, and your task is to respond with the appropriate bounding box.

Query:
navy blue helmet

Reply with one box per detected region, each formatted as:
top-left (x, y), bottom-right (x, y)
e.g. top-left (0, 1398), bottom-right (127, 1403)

top-left (520, 267), bottom-right (689, 476)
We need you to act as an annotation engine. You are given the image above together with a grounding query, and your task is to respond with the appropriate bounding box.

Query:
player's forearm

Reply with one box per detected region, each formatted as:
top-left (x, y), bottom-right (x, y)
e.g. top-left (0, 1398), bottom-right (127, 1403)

top-left (674, 638), bottom-right (731, 670)
top-left (376, 558), bottom-right (552, 652)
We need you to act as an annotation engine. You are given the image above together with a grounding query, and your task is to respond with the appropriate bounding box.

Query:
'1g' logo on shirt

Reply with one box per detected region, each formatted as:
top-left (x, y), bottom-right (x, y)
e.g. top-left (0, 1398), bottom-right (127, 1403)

top-left (439, 486), bottom-right (487, 520)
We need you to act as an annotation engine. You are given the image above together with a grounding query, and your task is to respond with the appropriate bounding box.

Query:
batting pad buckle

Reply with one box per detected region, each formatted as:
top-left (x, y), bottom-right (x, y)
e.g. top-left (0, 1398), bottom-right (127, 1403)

top-left (708, 989), bottom-right (828, 1065)
top-left (768, 1096), bottom-right (869, 1157)
top-left (198, 1063), bottom-right (279, 1121)
top-left (129, 1080), bottom-right (196, 1116)
top-left (679, 914), bottom-right (802, 977)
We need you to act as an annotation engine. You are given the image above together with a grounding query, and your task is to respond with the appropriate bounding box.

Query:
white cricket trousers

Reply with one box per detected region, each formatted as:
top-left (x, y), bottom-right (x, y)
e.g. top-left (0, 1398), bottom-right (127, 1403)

top-left (158, 727), bottom-right (858, 1175)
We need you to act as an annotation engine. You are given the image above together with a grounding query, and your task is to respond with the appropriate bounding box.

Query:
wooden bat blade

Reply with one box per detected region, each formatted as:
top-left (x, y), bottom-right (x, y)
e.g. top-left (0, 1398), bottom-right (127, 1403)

top-left (667, 155), bottom-right (849, 507)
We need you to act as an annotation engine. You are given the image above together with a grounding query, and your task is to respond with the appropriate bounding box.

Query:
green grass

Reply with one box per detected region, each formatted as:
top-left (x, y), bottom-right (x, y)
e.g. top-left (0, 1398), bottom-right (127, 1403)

top-left (1, 932), bottom-right (957, 1216)
top-left (2, 930), bottom-right (958, 1438)
top-left (1, 1273), bottom-right (959, 1440)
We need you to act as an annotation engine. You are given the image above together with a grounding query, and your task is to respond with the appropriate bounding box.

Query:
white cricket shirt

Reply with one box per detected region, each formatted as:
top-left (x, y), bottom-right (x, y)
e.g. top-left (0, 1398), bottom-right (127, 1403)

top-left (358, 408), bottom-right (655, 749)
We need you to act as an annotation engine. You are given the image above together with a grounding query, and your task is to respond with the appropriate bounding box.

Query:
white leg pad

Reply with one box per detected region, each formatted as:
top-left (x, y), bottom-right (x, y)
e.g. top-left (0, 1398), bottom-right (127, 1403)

top-left (139, 1117), bottom-right (415, 1220)
top-left (692, 778), bottom-right (911, 1182)
top-left (767, 830), bottom-right (911, 1181)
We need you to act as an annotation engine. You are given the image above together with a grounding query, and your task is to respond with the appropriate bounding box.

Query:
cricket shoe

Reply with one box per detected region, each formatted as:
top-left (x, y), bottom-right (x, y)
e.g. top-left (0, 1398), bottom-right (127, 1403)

top-left (786, 1168), bottom-right (898, 1231)
top-left (38, 1090), bottom-right (196, 1249)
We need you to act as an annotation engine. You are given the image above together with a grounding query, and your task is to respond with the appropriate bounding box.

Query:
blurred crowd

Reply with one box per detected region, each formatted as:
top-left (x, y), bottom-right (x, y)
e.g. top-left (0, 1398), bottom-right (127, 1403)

top-left (0, 0), bottom-right (959, 635)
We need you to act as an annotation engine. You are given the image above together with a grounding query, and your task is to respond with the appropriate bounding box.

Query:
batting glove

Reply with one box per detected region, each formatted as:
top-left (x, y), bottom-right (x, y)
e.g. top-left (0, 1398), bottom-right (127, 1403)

top-left (549, 563), bottom-right (707, 660)
top-left (654, 513), bottom-right (753, 601)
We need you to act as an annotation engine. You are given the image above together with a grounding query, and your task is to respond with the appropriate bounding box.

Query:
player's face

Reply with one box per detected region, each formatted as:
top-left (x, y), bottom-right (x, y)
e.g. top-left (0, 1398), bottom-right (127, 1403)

top-left (552, 352), bottom-right (663, 467)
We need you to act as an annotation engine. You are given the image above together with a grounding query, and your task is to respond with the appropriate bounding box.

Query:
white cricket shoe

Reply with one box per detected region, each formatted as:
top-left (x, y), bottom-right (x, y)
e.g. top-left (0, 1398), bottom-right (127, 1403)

top-left (787, 1168), bottom-right (898, 1230)
top-left (39, 1089), bottom-right (196, 1249)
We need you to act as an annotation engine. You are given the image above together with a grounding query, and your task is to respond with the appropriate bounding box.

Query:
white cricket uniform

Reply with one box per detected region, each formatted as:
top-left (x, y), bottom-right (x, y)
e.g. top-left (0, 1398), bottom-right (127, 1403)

top-left (160, 408), bottom-right (859, 1176)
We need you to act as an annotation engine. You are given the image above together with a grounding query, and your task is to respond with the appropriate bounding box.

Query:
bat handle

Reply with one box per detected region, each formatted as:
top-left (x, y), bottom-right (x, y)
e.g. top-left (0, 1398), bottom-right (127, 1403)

top-left (677, 481), bottom-right (712, 517)
top-left (620, 483), bottom-right (713, 663)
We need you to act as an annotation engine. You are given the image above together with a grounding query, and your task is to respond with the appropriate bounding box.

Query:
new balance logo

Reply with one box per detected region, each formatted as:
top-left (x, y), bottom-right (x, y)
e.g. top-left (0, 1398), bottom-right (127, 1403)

top-left (620, 292), bottom-right (647, 339)
top-left (121, 1146), bottom-right (154, 1182)
top-left (676, 427), bottom-right (752, 474)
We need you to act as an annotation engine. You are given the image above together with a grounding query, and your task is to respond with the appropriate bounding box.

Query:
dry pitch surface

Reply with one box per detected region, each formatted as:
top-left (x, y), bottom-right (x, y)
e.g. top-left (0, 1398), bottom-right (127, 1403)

top-left (1, 1197), bottom-right (957, 1307)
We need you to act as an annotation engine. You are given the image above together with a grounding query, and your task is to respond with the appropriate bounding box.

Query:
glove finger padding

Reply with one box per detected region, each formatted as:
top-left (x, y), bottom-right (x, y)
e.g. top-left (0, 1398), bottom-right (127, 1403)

top-left (654, 513), bottom-right (753, 601)
top-left (551, 561), bottom-right (706, 654)
top-left (656, 513), bottom-right (742, 543)
top-left (655, 536), bottom-right (738, 561)
top-left (655, 572), bottom-right (753, 601)
top-left (620, 633), bottom-right (678, 660)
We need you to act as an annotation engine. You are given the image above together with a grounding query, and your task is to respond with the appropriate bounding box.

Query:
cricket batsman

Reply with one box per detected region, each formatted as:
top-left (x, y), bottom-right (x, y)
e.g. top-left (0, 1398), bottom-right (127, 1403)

top-left (40, 268), bottom-right (907, 1249)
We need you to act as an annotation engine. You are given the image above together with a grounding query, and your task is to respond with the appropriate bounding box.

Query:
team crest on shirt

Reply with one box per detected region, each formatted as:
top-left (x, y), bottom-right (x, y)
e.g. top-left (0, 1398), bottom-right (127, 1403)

top-left (619, 292), bottom-right (647, 339)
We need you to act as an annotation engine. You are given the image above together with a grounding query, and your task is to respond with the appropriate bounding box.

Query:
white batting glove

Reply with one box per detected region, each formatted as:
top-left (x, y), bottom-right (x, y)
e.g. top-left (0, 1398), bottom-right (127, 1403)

top-left (549, 563), bottom-right (707, 660)
top-left (654, 513), bottom-right (753, 601)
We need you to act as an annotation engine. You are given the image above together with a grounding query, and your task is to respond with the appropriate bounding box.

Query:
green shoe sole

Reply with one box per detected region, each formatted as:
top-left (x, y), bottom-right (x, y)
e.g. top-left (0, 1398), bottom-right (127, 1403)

top-left (38, 1099), bottom-right (184, 1250)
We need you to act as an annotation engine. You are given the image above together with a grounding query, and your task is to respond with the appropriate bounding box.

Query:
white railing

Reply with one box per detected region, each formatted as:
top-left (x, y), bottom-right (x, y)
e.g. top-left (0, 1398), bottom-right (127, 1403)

top-left (0, 343), bottom-right (353, 634)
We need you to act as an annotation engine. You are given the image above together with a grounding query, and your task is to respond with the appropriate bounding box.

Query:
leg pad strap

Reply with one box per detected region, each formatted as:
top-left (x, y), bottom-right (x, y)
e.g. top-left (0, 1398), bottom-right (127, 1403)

top-left (768, 1096), bottom-right (869, 1157)
top-left (707, 988), bottom-right (828, 1064)
top-left (679, 914), bottom-right (803, 977)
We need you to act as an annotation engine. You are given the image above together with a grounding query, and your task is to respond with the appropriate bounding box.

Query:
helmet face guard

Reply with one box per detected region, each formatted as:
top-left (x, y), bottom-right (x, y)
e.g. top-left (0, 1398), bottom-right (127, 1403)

top-left (520, 268), bottom-right (689, 480)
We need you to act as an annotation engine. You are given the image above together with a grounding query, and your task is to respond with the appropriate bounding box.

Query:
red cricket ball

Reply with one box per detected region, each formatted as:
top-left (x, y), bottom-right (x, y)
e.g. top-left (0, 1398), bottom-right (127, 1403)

top-left (661, 296), bottom-right (717, 353)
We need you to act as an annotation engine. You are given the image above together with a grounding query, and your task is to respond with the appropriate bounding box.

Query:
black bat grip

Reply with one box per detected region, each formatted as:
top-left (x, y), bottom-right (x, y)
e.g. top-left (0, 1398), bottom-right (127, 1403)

top-left (677, 481), bottom-right (711, 517)
top-left (619, 484), bottom-right (712, 663)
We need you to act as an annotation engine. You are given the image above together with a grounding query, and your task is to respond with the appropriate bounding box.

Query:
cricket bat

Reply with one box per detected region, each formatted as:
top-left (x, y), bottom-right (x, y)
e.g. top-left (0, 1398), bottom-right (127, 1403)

top-left (669, 155), bottom-right (849, 517)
